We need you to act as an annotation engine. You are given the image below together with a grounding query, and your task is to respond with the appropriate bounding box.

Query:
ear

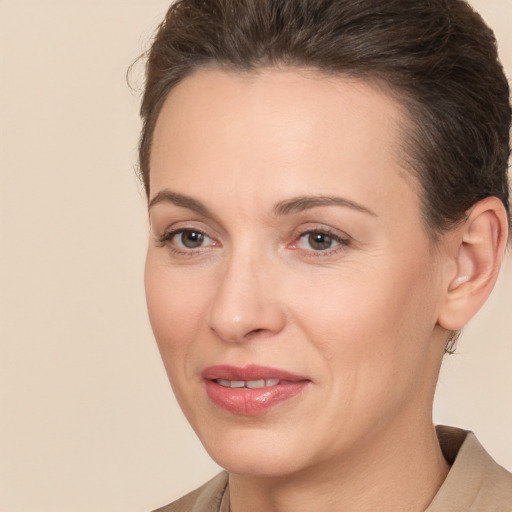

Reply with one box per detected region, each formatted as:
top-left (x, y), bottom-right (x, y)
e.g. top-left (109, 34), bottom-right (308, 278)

top-left (437, 197), bottom-right (509, 331)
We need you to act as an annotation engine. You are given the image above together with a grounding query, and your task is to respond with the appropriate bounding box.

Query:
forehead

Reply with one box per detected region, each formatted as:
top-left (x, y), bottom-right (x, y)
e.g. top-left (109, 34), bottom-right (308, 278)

top-left (151, 67), bottom-right (406, 162)
top-left (149, 67), bottom-right (417, 221)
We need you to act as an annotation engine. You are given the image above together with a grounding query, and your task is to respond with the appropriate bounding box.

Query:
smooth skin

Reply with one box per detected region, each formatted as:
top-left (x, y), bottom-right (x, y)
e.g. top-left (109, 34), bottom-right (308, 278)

top-left (144, 67), bottom-right (508, 512)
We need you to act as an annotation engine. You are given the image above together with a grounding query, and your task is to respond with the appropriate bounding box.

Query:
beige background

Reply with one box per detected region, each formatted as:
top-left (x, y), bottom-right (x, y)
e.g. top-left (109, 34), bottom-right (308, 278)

top-left (0, 1), bottom-right (511, 511)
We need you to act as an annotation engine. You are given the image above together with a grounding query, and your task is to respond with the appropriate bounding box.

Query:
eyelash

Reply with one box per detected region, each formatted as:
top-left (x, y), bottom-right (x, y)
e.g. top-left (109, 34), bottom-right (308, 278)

top-left (156, 228), bottom-right (218, 256)
top-left (291, 228), bottom-right (350, 257)
top-left (156, 227), bottom-right (351, 258)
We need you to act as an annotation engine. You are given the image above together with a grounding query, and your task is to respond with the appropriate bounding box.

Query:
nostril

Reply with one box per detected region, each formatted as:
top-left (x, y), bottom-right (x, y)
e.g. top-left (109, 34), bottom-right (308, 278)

top-left (244, 328), bottom-right (268, 339)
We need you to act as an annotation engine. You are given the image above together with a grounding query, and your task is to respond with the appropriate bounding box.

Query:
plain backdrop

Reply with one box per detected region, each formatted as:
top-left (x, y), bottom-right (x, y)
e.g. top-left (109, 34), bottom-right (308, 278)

top-left (1, 1), bottom-right (511, 511)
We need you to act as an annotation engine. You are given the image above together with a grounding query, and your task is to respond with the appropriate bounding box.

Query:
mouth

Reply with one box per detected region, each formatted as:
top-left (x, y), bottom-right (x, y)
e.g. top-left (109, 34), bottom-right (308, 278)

top-left (215, 378), bottom-right (281, 389)
top-left (202, 365), bottom-right (311, 415)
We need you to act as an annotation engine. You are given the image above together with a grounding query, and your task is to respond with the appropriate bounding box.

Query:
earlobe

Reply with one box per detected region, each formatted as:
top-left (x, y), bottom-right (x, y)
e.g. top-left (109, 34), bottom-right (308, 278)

top-left (438, 197), bottom-right (509, 331)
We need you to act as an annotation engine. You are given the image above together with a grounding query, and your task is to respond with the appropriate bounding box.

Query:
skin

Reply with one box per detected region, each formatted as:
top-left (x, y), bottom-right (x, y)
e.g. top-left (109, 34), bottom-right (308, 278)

top-left (144, 67), bottom-right (506, 512)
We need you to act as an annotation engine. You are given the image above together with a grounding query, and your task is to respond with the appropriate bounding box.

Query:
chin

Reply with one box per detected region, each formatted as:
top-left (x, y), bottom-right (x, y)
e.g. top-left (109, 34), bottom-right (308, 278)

top-left (209, 450), bottom-right (305, 478)
top-left (197, 423), bottom-right (312, 477)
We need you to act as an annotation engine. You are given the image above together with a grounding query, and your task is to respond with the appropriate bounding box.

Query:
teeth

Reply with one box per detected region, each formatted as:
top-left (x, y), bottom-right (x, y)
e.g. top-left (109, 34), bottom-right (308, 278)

top-left (216, 379), bottom-right (280, 388)
top-left (246, 379), bottom-right (266, 389)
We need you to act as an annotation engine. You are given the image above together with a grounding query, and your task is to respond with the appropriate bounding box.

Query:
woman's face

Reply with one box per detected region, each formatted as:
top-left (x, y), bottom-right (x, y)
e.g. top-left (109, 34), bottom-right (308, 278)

top-left (145, 68), bottom-right (448, 476)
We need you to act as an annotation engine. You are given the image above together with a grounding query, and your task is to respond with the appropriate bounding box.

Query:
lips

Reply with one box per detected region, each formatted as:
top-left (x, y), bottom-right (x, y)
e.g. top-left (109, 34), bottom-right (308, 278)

top-left (202, 365), bottom-right (310, 415)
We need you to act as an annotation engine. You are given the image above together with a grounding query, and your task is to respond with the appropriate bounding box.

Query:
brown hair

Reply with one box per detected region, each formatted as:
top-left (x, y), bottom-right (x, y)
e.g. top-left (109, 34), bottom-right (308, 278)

top-left (138, 0), bottom-right (511, 238)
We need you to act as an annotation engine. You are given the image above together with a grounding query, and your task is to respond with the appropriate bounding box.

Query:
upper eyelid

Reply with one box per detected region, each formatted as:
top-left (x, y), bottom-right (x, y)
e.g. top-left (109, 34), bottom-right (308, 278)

top-left (151, 215), bottom-right (225, 240)
top-left (153, 219), bottom-right (214, 236)
top-left (293, 223), bottom-right (351, 240)
top-left (291, 225), bottom-right (353, 253)
top-left (298, 228), bottom-right (348, 239)
top-left (296, 230), bottom-right (350, 247)
top-left (159, 227), bottom-right (214, 242)
top-left (154, 222), bottom-right (351, 248)
top-left (156, 228), bottom-right (219, 256)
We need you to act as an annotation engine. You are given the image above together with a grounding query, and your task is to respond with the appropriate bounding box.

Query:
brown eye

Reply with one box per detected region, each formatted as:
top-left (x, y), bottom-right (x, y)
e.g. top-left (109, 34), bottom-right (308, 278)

top-left (178, 230), bottom-right (206, 249)
top-left (307, 232), bottom-right (335, 251)
top-left (296, 230), bottom-right (347, 252)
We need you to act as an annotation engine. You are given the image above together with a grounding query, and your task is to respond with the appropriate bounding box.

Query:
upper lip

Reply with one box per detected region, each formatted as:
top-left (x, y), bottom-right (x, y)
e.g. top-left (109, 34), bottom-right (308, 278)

top-left (201, 364), bottom-right (309, 382)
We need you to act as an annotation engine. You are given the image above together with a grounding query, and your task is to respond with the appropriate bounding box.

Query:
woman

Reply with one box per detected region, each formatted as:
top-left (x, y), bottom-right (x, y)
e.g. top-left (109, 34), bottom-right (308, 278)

top-left (139, 0), bottom-right (512, 510)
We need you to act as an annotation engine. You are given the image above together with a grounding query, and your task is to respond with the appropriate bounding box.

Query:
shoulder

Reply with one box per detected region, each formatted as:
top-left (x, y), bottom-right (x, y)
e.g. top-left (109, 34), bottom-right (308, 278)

top-left (428, 425), bottom-right (512, 512)
top-left (151, 472), bottom-right (229, 512)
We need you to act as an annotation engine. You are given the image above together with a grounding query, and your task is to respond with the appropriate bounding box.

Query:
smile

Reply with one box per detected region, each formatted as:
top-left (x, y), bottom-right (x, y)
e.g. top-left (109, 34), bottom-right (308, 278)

top-left (216, 379), bottom-right (280, 389)
top-left (202, 365), bottom-right (310, 415)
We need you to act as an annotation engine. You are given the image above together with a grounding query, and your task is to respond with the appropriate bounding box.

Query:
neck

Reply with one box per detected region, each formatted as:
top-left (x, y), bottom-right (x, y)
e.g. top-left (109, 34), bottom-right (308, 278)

top-left (229, 418), bottom-right (449, 512)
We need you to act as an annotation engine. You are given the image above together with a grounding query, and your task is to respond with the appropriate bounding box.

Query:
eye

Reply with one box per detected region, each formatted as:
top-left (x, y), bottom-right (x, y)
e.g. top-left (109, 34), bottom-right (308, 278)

top-left (296, 230), bottom-right (347, 252)
top-left (176, 229), bottom-right (209, 249)
top-left (159, 228), bottom-right (215, 251)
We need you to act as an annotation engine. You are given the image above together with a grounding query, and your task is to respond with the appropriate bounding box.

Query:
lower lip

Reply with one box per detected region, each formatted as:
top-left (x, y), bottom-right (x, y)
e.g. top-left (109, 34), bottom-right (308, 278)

top-left (204, 380), bottom-right (309, 415)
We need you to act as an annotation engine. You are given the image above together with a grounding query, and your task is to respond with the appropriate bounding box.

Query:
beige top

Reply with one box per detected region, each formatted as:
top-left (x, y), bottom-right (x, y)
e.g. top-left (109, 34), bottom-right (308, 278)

top-left (153, 426), bottom-right (512, 512)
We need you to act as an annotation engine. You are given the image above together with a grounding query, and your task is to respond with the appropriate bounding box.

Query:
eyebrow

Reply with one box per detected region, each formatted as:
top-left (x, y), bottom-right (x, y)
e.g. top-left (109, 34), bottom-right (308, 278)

top-left (148, 189), bottom-right (377, 218)
top-left (148, 190), bottom-right (211, 216)
top-left (273, 195), bottom-right (377, 217)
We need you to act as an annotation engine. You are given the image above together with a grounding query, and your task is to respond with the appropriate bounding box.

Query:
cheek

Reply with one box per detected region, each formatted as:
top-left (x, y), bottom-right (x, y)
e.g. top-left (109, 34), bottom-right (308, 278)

top-left (319, 278), bottom-right (435, 439)
top-left (290, 255), bottom-right (439, 384)
top-left (144, 256), bottom-right (210, 365)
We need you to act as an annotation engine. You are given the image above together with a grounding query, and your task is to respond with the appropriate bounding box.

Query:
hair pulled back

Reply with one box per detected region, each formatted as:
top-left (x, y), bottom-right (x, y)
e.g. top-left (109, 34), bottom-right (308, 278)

top-left (139, 0), bottom-right (511, 237)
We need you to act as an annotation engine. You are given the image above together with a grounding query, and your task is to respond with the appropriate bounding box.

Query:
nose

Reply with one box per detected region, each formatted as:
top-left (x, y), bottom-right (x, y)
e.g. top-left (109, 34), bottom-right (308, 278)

top-left (207, 251), bottom-right (286, 343)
